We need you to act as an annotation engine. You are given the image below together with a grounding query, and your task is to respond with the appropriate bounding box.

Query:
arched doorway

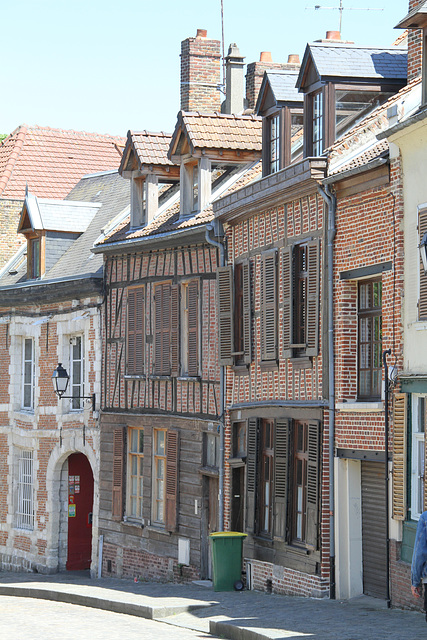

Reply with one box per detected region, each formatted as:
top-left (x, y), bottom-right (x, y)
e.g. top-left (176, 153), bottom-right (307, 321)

top-left (66, 453), bottom-right (94, 571)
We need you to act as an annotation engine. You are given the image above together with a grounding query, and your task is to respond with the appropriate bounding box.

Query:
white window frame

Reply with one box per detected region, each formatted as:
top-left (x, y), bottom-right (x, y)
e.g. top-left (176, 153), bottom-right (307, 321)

top-left (16, 449), bottom-right (34, 530)
top-left (22, 337), bottom-right (35, 410)
top-left (126, 427), bottom-right (144, 521)
top-left (411, 394), bottom-right (426, 521)
top-left (69, 335), bottom-right (84, 411)
top-left (152, 429), bottom-right (166, 525)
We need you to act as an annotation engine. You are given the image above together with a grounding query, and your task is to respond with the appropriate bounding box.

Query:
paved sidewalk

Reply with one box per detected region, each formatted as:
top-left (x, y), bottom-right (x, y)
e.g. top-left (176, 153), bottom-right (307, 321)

top-left (0, 571), bottom-right (426, 640)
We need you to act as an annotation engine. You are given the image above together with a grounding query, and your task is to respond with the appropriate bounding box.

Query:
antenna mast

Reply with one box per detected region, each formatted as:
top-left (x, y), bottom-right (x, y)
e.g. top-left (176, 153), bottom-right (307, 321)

top-left (307, 0), bottom-right (383, 35)
top-left (221, 0), bottom-right (226, 92)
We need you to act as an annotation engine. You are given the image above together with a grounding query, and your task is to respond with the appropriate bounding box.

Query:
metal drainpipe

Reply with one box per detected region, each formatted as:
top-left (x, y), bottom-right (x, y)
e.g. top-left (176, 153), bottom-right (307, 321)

top-left (318, 184), bottom-right (337, 599)
top-left (205, 222), bottom-right (225, 531)
top-left (383, 348), bottom-right (392, 608)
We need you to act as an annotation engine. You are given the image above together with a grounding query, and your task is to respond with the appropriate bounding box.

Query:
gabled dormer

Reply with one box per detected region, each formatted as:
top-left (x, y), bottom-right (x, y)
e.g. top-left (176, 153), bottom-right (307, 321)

top-left (168, 111), bottom-right (262, 218)
top-left (256, 70), bottom-right (304, 176)
top-left (17, 189), bottom-right (100, 280)
top-left (296, 32), bottom-right (408, 157)
top-left (119, 131), bottom-right (180, 229)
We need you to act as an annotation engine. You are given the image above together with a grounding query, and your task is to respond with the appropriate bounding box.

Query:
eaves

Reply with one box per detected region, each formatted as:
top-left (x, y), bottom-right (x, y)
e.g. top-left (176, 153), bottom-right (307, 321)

top-left (377, 105), bottom-right (427, 140)
top-left (323, 156), bottom-right (388, 185)
top-left (213, 157), bottom-right (327, 224)
top-left (92, 224), bottom-right (210, 256)
top-left (0, 275), bottom-right (103, 307)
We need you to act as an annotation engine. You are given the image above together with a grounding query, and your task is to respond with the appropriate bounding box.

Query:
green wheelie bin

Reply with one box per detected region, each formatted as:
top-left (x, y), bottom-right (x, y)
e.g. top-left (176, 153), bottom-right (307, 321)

top-left (209, 532), bottom-right (247, 591)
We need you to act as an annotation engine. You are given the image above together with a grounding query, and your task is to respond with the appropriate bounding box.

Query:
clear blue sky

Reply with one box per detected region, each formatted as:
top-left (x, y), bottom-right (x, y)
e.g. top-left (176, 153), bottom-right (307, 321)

top-left (0, 0), bottom-right (406, 138)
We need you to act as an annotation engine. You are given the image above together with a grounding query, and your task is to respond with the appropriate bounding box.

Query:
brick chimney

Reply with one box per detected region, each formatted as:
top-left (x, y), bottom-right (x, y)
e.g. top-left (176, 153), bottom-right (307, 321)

top-left (407, 0), bottom-right (423, 81)
top-left (245, 53), bottom-right (300, 111)
top-left (180, 29), bottom-right (221, 112)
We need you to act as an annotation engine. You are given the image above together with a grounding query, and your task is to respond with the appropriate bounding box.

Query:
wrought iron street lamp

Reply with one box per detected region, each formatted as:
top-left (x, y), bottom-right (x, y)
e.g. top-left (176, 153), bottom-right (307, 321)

top-left (52, 363), bottom-right (96, 411)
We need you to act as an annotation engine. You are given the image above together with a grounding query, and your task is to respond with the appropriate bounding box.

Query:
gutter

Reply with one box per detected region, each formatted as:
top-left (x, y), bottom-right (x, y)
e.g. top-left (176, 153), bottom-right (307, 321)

top-left (204, 220), bottom-right (226, 531)
top-left (324, 157), bottom-right (388, 185)
top-left (92, 224), bottom-right (209, 255)
top-left (318, 183), bottom-right (337, 600)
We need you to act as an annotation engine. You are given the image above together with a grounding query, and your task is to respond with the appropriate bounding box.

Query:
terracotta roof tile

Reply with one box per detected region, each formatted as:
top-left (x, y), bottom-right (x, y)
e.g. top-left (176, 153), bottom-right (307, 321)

top-left (124, 130), bottom-right (175, 168)
top-left (180, 112), bottom-right (262, 152)
top-left (0, 124), bottom-right (125, 200)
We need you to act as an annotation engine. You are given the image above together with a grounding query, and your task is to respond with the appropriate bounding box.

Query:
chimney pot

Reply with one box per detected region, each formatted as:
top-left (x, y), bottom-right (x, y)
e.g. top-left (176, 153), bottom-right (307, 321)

top-left (196, 28), bottom-right (208, 38)
top-left (287, 54), bottom-right (300, 64)
top-left (260, 51), bottom-right (273, 62)
top-left (326, 30), bottom-right (341, 41)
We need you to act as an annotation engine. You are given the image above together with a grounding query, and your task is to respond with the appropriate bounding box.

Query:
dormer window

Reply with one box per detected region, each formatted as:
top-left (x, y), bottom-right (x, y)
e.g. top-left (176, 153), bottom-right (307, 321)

top-left (181, 157), bottom-right (211, 218)
top-left (268, 114), bottom-right (280, 174)
top-left (311, 90), bottom-right (323, 156)
top-left (30, 237), bottom-right (41, 279)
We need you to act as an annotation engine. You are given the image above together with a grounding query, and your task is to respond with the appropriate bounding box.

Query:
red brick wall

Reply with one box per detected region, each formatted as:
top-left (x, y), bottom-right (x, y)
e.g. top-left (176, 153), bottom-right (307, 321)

top-left (180, 31), bottom-right (221, 112)
top-left (407, 1), bottom-right (423, 82)
top-left (246, 61), bottom-right (300, 111)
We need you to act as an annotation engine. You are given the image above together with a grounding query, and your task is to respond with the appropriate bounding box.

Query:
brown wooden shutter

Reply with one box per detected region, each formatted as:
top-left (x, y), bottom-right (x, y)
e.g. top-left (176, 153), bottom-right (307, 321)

top-left (154, 284), bottom-right (162, 375)
top-left (392, 393), bottom-right (407, 520)
top-left (261, 250), bottom-right (277, 361)
top-left (187, 280), bottom-right (199, 376)
top-left (127, 287), bottom-right (144, 375)
top-left (246, 417), bottom-right (259, 534)
top-left (242, 260), bottom-right (252, 364)
top-left (306, 420), bottom-right (320, 549)
top-left (282, 246), bottom-right (293, 359)
top-left (419, 209), bottom-right (427, 320)
top-left (154, 284), bottom-right (171, 375)
top-left (170, 284), bottom-right (180, 376)
top-left (217, 266), bottom-right (234, 365)
top-left (165, 430), bottom-right (179, 532)
top-left (274, 418), bottom-right (290, 540)
top-left (306, 240), bottom-right (320, 357)
top-left (112, 428), bottom-right (125, 521)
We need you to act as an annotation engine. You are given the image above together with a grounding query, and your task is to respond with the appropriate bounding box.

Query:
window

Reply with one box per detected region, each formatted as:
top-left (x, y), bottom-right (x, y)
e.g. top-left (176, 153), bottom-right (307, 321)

top-left (233, 421), bottom-right (247, 458)
top-left (16, 450), bottom-right (34, 530)
top-left (154, 283), bottom-right (179, 376)
top-left (153, 429), bottom-right (166, 525)
top-left (181, 280), bottom-right (199, 377)
top-left (282, 240), bottom-right (320, 359)
top-left (205, 432), bottom-right (220, 469)
top-left (411, 396), bottom-right (426, 521)
top-left (30, 238), bottom-right (41, 279)
top-left (152, 429), bottom-right (179, 531)
top-left (130, 177), bottom-right (146, 229)
top-left (358, 280), bottom-right (382, 400)
top-left (22, 338), bottom-right (35, 410)
top-left (268, 114), bottom-right (280, 174)
top-left (246, 417), bottom-right (320, 548)
top-left (263, 108), bottom-right (304, 177)
top-left (127, 286), bottom-right (145, 375)
top-left (217, 262), bottom-right (251, 366)
top-left (261, 251), bottom-right (277, 362)
top-left (70, 336), bottom-right (84, 410)
top-left (127, 427), bottom-right (144, 521)
top-left (312, 90), bottom-right (323, 156)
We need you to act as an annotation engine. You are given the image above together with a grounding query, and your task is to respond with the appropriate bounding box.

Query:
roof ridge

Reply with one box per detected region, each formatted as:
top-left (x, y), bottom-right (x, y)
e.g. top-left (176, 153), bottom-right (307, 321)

top-left (130, 130), bottom-right (172, 138)
top-left (0, 124), bottom-right (28, 197)
top-left (182, 111), bottom-right (261, 121)
top-left (23, 124), bottom-right (126, 142)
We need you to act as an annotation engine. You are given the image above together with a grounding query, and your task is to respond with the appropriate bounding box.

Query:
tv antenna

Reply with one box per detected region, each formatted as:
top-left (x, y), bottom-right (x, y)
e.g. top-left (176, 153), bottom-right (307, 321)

top-left (220, 0), bottom-right (226, 93)
top-left (306, 1), bottom-right (384, 35)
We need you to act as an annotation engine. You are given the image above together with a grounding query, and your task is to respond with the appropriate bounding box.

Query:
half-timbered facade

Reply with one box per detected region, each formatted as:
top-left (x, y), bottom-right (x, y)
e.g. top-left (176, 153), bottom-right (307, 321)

top-left (93, 116), bottom-right (262, 581)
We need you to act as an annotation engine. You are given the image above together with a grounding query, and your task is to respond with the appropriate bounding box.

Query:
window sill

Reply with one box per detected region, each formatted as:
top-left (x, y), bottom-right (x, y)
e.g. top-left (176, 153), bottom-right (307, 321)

top-left (290, 357), bottom-right (312, 370)
top-left (122, 518), bottom-right (144, 529)
top-left (199, 466), bottom-right (219, 477)
top-left (124, 374), bottom-right (146, 380)
top-left (145, 525), bottom-right (171, 536)
top-left (232, 364), bottom-right (249, 375)
top-left (336, 401), bottom-right (384, 412)
top-left (259, 360), bottom-right (278, 372)
top-left (228, 456), bottom-right (246, 468)
top-left (177, 376), bottom-right (201, 382)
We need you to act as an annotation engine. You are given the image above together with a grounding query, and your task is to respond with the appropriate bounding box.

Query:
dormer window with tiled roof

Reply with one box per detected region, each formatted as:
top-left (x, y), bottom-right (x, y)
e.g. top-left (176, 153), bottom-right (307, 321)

top-left (256, 70), bottom-right (304, 175)
top-left (296, 35), bottom-right (407, 156)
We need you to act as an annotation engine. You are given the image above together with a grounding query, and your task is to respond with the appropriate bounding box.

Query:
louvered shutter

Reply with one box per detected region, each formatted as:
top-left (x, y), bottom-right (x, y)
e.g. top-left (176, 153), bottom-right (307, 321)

top-left (112, 428), bottom-right (125, 521)
top-left (282, 247), bottom-right (293, 359)
top-left (242, 260), bottom-right (252, 364)
top-left (187, 280), bottom-right (199, 376)
top-left (261, 251), bottom-right (277, 361)
top-left (217, 266), bottom-right (234, 365)
top-left (154, 284), bottom-right (171, 375)
top-left (127, 287), bottom-right (144, 375)
top-left (274, 419), bottom-right (290, 540)
top-left (392, 393), bottom-right (407, 520)
top-left (419, 209), bottom-right (427, 320)
top-left (170, 285), bottom-right (180, 376)
top-left (165, 430), bottom-right (179, 532)
top-left (306, 420), bottom-right (320, 549)
top-left (306, 240), bottom-right (320, 357)
top-left (246, 417), bottom-right (259, 534)
top-left (154, 285), bottom-right (162, 375)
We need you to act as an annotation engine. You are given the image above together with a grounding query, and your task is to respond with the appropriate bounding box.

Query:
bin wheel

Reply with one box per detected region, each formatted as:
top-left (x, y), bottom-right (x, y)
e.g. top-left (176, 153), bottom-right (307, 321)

top-left (234, 580), bottom-right (244, 591)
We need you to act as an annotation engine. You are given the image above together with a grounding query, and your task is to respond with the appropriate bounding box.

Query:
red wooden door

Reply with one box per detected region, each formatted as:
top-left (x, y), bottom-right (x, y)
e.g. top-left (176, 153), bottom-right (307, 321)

top-left (67, 453), bottom-right (94, 571)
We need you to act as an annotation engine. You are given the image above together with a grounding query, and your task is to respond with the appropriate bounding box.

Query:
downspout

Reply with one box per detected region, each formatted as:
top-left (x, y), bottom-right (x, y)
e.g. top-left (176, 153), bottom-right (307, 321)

top-left (318, 183), bottom-right (337, 600)
top-left (205, 221), bottom-right (226, 530)
top-left (383, 348), bottom-right (392, 609)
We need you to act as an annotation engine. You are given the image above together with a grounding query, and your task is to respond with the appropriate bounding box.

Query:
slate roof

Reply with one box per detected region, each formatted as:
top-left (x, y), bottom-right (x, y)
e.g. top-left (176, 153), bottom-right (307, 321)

top-left (0, 125), bottom-right (125, 200)
top-left (119, 130), bottom-right (175, 174)
top-left (296, 44), bottom-right (407, 87)
top-left (261, 71), bottom-right (303, 105)
top-left (20, 193), bottom-right (100, 233)
top-left (0, 172), bottom-right (130, 287)
top-left (170, 112), bottom-right (262, 156)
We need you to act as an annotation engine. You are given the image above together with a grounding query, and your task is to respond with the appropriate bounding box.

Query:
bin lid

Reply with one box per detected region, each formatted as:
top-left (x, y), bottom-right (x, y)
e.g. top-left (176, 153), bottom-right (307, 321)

top-left (209, 531), bottom-right (248, 538)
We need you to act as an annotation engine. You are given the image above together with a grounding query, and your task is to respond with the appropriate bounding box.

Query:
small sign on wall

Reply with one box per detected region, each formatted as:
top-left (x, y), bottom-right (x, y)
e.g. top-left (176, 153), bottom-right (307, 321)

top-left (68, 504), bottom-right (76, 518)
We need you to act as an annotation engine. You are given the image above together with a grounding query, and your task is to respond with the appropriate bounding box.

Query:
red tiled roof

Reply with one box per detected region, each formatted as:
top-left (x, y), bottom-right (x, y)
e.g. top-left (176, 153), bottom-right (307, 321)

top-left (0, 124), bottom-right (125, 200)
top-left (329, 140), bottom-right (389, 176)
top-left (120, 131), bottom-right (175, 174)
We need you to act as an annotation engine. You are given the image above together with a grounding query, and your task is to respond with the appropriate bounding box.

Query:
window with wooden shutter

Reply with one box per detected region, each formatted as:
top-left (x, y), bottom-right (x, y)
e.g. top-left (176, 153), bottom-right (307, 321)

top-left (112, 428), bottom-right (125, 521)
top-left (282, 247), bottom-right (293, 359)
top-left (246, 417), bottom-right (259, 534)
top-left (274, 419), bottom-right (290, 540)
top-left (392, 393), bottom-right (407, 521)
top-left (181, 280), bottom-right (199, 377)
top-left (306, 240), bottom-right (320, 357)
top-left (154, 283), bottom-right (172, 376)
top-left (127, 286), bottom-right (145, 375)
top-left (234, 261), bottom-right (252, 366)
top-left (165, 430), bottom-right (179, 532)
top-left (306, 420), bottom-right (320, 550)
top-left (217, 266), bottom-right (234, 365)
top-left (170, 285), bottom-right (180, 376)
top-left (261, 250), bottom-right (277, 362)
top-left (419, 209), bottom-right (427, 320)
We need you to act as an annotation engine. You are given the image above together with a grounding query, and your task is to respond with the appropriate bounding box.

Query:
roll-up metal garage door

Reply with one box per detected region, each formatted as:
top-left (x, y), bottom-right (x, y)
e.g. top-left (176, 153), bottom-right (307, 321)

top-left (361, 461), bottom-right (387, 599)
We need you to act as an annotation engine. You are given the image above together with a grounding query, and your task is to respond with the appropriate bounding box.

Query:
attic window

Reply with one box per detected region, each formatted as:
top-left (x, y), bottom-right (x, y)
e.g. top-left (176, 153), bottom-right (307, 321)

top-left (29, 237), bottom-right (41, 279)
top-left (335, 88), bottom-right (393, 139)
